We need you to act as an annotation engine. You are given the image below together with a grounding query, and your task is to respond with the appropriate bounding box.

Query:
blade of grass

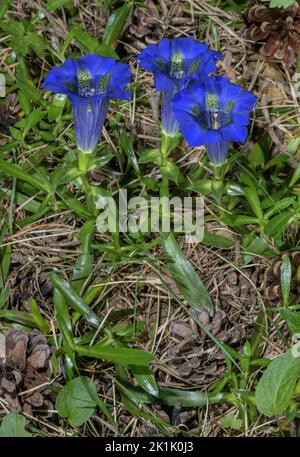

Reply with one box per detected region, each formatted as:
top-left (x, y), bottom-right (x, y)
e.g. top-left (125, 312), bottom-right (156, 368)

top-left (51, 273), bottom-right (101, 328)
top-left (73, 344), bottom-right (154, 366)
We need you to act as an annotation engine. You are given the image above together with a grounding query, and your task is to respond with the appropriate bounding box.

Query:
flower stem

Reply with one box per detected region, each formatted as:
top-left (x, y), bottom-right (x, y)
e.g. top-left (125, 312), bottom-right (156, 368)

top-left (211, 163), bottom-right (226, 209)
top-left (160, 135), bottom-right (170, 199)
top-left (77, 149), bottom-right (98, 216)
top-left (78, 149), bottom-right (92, 173)
top-left (213, 163), bottom-right (226, 180)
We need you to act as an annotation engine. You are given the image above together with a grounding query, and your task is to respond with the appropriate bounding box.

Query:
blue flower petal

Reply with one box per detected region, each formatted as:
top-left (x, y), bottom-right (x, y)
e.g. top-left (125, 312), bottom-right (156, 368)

top-left (203, 129), bottom-right (222, 144)
top-left (137, 38), bottom-right (221, 92)
top-left (196, 51), bottom-right (222, 78)
top-left (75, 54), bottom-right (116, 79)
top-left (156, 38), bottom-right (172, 62)
top-left (178, 119), bottom-right (209, 147)
top-left (43, 58), bottom-right (77, 95)
top-left (231, 112), bottom-right (251, 126)
top-left (106, 63), bottom-right (132, 99)
top-left (44, 54), bottom-right (131, 103)
top-left (108, 62), bottom-right (131, 86)
top-left (154, 72), bottom-right (175, 91)
top-left (109, 87), bottom-right (131, 101)
top-left (231, 91), bottom-right (257, 115)
top-left (220, 124), bottom-right (248, 142)
top-left (215, 76), bottom-right (241, 99)
top-left (171, 37), bottom-right (208, 60)
top-left (43, 54), bottom-right (131, 152)
top-left (173, 86), bottom-right (206, 115)
top-left (173, 74), bottom-right (256, 158)
top-left (138, 44), bottom-right (166, 73)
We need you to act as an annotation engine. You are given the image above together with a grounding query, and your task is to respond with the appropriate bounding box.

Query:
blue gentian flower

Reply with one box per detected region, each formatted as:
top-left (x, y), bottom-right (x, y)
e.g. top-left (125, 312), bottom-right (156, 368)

top-left (172, 76), bottom-right (256, 164)
top-left (43, 54), bottom-right (131, 155)
top-left (138, 38), bottom-right (221, 137)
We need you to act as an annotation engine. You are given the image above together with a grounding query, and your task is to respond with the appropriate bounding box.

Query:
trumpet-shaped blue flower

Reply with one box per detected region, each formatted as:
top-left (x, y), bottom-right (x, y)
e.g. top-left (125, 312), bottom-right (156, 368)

top-left (138, 38), bottom-right (221, 92)
top-left (43, 54), bottom-right (131, 154)
top-left (172, 76), bottom-right (256, 164)
top-left (138, 38), bottom-right (221, 137)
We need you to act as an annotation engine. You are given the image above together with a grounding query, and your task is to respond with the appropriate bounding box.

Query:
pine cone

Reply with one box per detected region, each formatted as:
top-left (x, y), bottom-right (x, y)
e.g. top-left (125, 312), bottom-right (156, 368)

top-left (244, 0), bottom-right (300, 68)
top-left (7, 262), bottom-right (53, 311)
top-left (263, 258), bottom-right (282, 306)
top-left (167, 310), bottom-right (245, 384)
top-left (0, 94), bottom-right (19, 136)
top-left (125, 0), bottom-right (195, 52)
top-left (0, 329), bottom-right (57, 416)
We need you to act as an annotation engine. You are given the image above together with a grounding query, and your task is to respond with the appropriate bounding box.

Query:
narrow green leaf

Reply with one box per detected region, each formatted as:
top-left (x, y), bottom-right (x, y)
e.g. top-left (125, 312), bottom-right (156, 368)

top-left (29, 298), bottom-right (48, 334)
top-left (281, 309), bottom-right (300, 334)
top-left (281, 254), bottom-right (292, 307)
top-left (12, 35), bottom-right (29, 57)
top-left (242, 236), bottom-right (270, 265)
top-left (15, 107), bottom-right (45, 139)
top-left (53, 288), bottom-right (72, 334)
top-left (70, 26), bottom-right (118, 58)
top-left (130, 364), bottom-right (159, 397)
top-left (243, 186), bottom-right (264, 222)
top-left (46, 0), bottom-right (70, 11)
top-left (118, 381), bottom-right (226, 407)
top-left (47, 94), bottom-right (67, 123)
top-left (72, 220), bottom-right (95, 293)
top-left (221, 215), bottom-right (259, 226)
top-left (118, 129), bottom-right (139, 173)
top-left (80, 376), bottom-right (115, 428)
top-left (51, 273), bottom-right (100, 328)
top-left (289, 162), bottom-right (300, 187)
top-left (53, 288), bottom-right (77, 378)
top-left (0, 310), bottom-right (36, 327)
top-left (0, 187), bottom-right (41, 213)
top-left (264, 197), bottom-right (295, 220)
top-left (249, 311), bottom-right (267, 357)
top-left (73, 344), bottom-right (154, 366)
top-left (60, 195), bottom-right (91, 219)
top-left (102, 4), bottom-right (131, 46)
top-left (0, 20), bottom-right (24, 37)
top-left (248, 142), bottom-right (264, 168)
top-left (138, 148), bottom-right (161, 165)
top-left (52, 167), bottom-right (83, 187)
top-left (27, 31), bottom-right (46, 59)
top-left (16, 59), bottom-right (43, 104)
top-left (0, 289), bottom-right (10, 309)
top-left (160, 161), bottom-right (181, 185)
top-left (162, 232), bottom-right (213, 311)
top-left (0, 0), bottom-right (12, 21)
top-left (202, 231), bottom-right (234, 249)
top-left (187, 179), bottom-right (212, 195)
top-left (264, 212), bottom-right (292, 236)
top-left (0, 159), bottom-right (51, 193)
top-left (0, 244), bottom-right (11, 285)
